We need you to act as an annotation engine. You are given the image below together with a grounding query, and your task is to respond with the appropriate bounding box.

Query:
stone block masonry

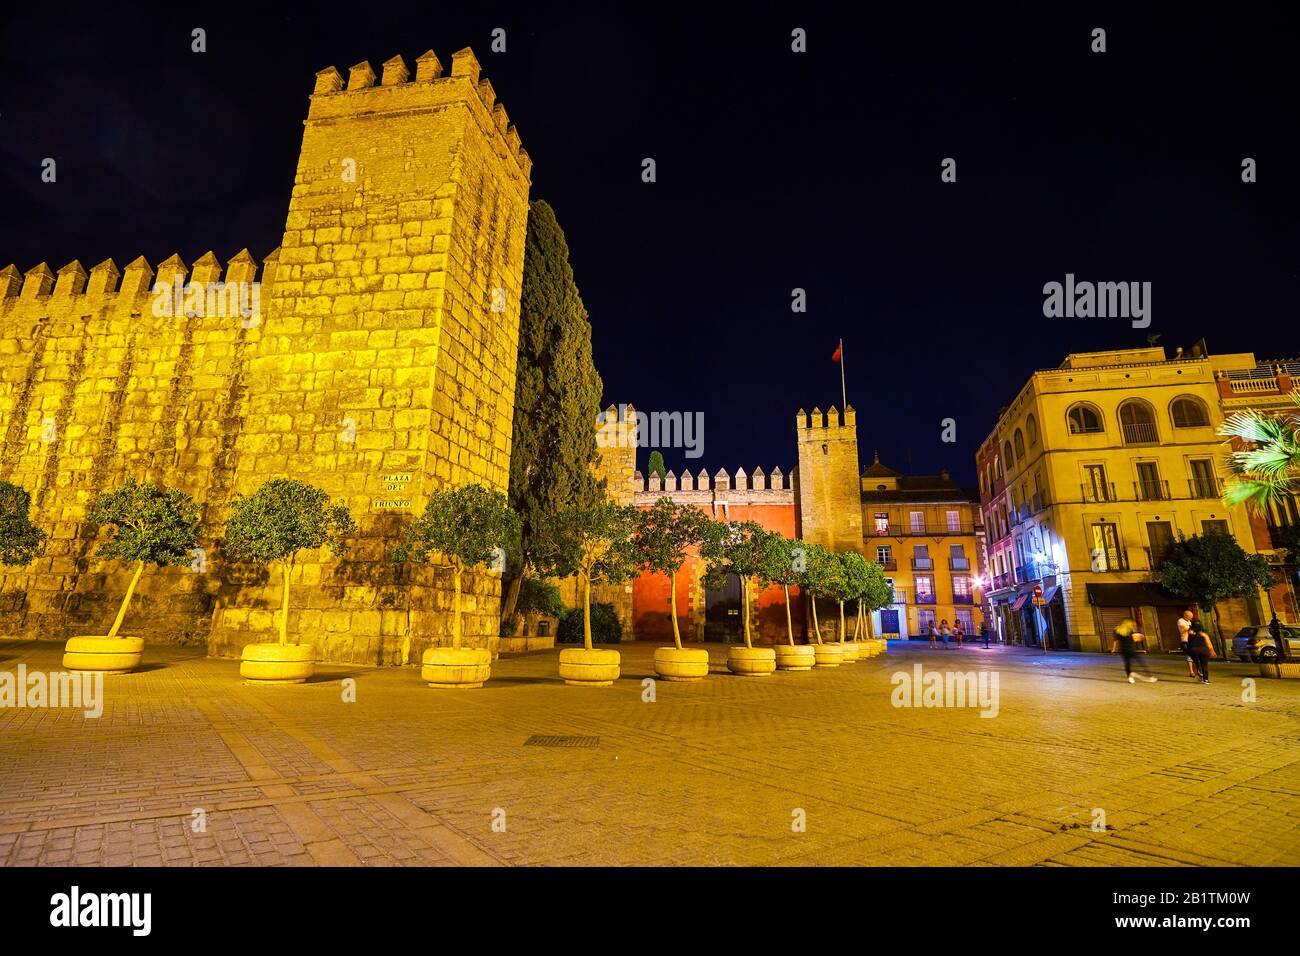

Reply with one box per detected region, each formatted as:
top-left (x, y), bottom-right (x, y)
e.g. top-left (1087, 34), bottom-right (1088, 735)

top-left (0, 47), bottom-right (532, 665)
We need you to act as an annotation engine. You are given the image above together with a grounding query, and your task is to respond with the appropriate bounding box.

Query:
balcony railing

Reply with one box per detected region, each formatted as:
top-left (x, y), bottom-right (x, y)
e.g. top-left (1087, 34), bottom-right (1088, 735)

top-left (1121, 421), bottom-right (1160, 445)
top-left (1014, 565), bottom-right (1034, 584)
top-left (1082, 482), bottom-right (1117, 503)
top-left (878, 558), bottom-right (898, 571)
top-left (1030, 491), bottom-right (1048, 513)
top-left (911, 557), bottom-right (933, 570)
top-left (1092, 548), bottom-right (1130, 572)
top-left (1134, 479), bottom-right (1170, 502)
top-left (953, 593), bottom-right (974, 605)
top-left (870, 522), bottom-right (978, 537)
top-left (1189, 478), bottom-right (1222, 499)
top-left (992, 572), bottom-right (1012, 589)
top-left (915, 592), bottom-right (936, 605)
top-left (949, 557), bottom-right (970, 571)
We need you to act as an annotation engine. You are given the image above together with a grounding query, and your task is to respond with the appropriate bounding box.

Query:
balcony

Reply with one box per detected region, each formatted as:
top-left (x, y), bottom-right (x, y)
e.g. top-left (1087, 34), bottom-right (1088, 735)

top-left (869, 522), bottom-right (978, 537)
top-left (1121, 421), bottom-right (1160, 445)
top-left (949, 556), bottom-right (970, 571)
top-left (1030, 491), bottom-right (1048, 513)
top-left (1014, 565), bottom-right (1034, 584)
top-left (1092, 548), bottom-right (1131, 572)
top-left (953, 593), bottom-right (974, 605)
top-left (1134, 479), bottom-right (1170, 502)
top-left (1081, 482), bottom-right (1117, 503)
top-left (992, 572), bottom-right (1012, 589)
top-left (911, 557), bottom-right (934, 570)
top-left (891, 589), bottom-right (907, 605)
top-left (878, 558), bottom-right (898, 571)
top-left (1189, 477), bottom-right (1222, 499)
top-left (915, 591), bottom-right (936, 605)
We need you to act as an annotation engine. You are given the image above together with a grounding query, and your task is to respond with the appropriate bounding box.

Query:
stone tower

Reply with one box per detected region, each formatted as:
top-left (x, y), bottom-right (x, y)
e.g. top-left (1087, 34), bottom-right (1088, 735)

top-left (794, 406), bottom-right (863, 553)
top-left (208, 47), bottom-right (532, 664)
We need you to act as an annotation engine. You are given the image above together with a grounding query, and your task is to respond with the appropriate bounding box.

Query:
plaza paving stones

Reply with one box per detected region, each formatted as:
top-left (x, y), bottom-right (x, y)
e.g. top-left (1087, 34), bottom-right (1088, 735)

top-left (1, 638), bottom-right (1296, 866)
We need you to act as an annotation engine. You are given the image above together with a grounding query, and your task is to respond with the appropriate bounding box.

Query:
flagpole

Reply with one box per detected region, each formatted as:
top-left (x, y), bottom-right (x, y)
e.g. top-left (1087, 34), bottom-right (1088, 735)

top-left (839, 338), bottom-right (847, 412)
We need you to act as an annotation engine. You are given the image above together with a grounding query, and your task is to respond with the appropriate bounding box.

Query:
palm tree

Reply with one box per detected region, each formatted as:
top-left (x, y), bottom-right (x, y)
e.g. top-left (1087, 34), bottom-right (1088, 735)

top-left (1219, 391), bottom-right (1300, 512)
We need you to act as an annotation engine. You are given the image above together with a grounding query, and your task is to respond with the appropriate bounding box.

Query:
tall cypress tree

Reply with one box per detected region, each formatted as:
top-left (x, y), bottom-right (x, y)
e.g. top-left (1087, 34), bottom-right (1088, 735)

top-left (501, 199), bottom-right (605, 623)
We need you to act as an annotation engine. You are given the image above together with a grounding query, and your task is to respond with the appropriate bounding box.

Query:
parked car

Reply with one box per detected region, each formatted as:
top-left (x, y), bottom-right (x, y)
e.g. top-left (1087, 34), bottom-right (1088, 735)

top-left (1231, 624), bottom-right (1300, 662)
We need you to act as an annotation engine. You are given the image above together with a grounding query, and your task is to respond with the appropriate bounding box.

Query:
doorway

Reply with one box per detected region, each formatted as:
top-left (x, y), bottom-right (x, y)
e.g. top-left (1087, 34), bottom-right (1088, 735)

top-left (704, 573), bottom-right (742, 643)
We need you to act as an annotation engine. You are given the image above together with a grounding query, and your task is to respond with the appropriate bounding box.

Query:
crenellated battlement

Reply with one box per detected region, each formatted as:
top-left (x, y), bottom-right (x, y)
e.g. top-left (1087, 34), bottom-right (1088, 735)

top-left (796, 404), bottom-right (857, 432)
top-left (632, 464), bottom-right (797, 509)
top-left (306, 47), bottom-right (531, 185)
top-left (0, 249), bottom-right (281, 322)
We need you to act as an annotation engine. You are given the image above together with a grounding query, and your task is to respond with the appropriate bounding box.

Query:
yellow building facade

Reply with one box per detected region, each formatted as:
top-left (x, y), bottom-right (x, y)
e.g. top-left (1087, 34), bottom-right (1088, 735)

top-left (978, 346), bottom-right (1263, 653)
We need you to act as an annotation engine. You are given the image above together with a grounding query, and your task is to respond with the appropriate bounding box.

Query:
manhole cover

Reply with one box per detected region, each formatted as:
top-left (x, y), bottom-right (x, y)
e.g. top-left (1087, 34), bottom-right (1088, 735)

top-left (524, 735), bottom-right (599, 748)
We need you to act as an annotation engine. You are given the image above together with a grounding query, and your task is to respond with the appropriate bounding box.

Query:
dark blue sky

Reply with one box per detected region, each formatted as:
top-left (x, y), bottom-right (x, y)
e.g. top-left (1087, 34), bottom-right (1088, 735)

top-left (2, 2), bottom-right (1296, 481)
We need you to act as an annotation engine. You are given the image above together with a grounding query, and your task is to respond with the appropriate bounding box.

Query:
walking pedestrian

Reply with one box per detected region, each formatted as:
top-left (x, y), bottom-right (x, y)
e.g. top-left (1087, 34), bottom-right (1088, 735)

top-left (980, 622), bottom-right (991, 648)
top-left (939, 619), bottom-right (951, 647)
top-left (928, 622), bottom-right (937, 649)
top-left (1176, 608), bottom-right (1198, 679)
top-left (1111, 617), bottom-right (1157, 684)
top-left (1187, 618), bottom-right (1215, 684)
top-left (954, 622), bottom-right (964, 647)
top-left (1269, 614), bottom-right (1286, 660)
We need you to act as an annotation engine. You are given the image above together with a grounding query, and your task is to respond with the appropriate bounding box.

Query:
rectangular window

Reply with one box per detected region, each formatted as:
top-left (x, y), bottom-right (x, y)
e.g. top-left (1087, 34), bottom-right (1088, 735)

top-left (955, 609), bottom-right (975, 632)
top-left (1146, 520), bottom-right (1175, 567)
top-left (874, 513), bottom-right (889, 535)
top-left (1084, 464), bottom-right (1110, 502)
top-left (909, 511), bottom-right (925, 533)
top-left (946, 510), bottom-right (961, 532)
top-left (913, 545), bottom-right (932, 570)
top-left (1202, 519), bottom-right (1228, 536)
top-left (1190, 459), bottom-right (1217, 498)
top-left (917, 609), bottom-right (936, 633)
top-left (876, 545), bottom-right (892, 566)
top-left (949, 543), bottom-right (969, 570)
top-left (953, 575), bottom-right (972, 598)
top-left (915, 574), bottom-right (935, 602)
top-left (1091, 522), bottom-right (1123, 571)
top-left (1136, 461), bottom-right (1164, 501)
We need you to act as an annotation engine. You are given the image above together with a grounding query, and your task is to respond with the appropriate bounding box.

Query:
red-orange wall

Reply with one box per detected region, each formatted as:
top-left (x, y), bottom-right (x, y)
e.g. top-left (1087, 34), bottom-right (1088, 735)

top-left (631, 501), bottom-right (808, 644)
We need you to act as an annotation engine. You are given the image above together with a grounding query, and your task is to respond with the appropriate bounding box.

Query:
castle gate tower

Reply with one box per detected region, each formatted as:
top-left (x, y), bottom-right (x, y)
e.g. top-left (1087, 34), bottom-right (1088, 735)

top-left (794, 405), bottom-right (864, 554)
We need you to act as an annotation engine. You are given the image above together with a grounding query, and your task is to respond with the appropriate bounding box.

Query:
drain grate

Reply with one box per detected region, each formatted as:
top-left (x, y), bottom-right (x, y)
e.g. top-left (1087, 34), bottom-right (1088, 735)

top-left (524, 734), bottom-right (600, 748)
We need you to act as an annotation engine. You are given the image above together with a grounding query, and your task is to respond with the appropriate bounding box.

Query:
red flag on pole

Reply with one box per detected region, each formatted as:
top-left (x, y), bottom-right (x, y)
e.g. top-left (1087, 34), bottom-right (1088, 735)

top-left (831, 341), bottom-right (842, 362)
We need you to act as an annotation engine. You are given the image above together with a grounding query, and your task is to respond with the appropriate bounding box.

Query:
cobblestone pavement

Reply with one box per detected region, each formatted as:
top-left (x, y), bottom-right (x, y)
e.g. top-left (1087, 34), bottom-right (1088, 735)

top-left (1, 639), bottom-right (1296, 866)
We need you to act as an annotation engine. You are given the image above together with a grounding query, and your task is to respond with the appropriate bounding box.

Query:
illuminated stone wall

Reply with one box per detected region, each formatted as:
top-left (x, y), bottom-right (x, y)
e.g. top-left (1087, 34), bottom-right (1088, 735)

top-left (0, 47), bottom-right (532, 665)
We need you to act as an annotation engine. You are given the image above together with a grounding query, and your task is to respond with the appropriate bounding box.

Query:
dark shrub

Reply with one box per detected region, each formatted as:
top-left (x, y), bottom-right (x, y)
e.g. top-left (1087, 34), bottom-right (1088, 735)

top-left (558, 602), bottom-right (622, 644)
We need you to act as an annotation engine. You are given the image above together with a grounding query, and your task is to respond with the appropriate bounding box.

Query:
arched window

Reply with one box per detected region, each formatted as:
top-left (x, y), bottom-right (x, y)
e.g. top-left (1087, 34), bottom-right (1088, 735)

top-left (1026, 414), bottom-right (1039, 446)
top-left (1118, 399), bottom-right (1158, 444)
top-left (1170, 396), bottom-right (1210, 428)
top-left (1003, 440), bottom-right (1015, 468)
top-left (1066, 404), bottom-right (1103, 435)
top-left (1013, 429), bottom-right (1026, 460)
top-left (996, 455), bottom-right (1003, 478)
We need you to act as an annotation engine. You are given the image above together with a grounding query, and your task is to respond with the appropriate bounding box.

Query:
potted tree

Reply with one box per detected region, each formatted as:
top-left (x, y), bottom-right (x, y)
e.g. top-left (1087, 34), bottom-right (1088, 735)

top-left (395, 484), bottom-right (519, 688)
top-left (800, 543), bottom-right (846, 667)
top-left (762, 535), bottom-right (816, 671)
top-left (502, 577), bottom-right (567, 652)
top-left (64, 479), bottom-right (199, 674)
top-left (536, 501), bottom-right (639, 686)
top-left (224, 478), bottom-right (355, 684)
top-left (700, 520), bottom-right (779, 676)
top-left (832, 552), bottom-right (872, 662)
top-left (858, 560), bottom-right (895, 656)
top-left (634, 497), bottom-right (712, 681)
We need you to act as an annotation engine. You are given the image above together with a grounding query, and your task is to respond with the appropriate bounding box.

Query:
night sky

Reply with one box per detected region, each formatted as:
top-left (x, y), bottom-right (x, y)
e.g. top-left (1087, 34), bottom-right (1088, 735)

top-left (2, 3), bottom-right (1296, 482)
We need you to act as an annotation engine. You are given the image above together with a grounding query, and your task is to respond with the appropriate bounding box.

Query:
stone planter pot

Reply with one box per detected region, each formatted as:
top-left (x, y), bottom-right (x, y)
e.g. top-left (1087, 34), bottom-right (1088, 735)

top-left (812, 643), bottom-right (844, 668)
top-left (240, 643), bottom-right (315, 684)
top-left (1258, 660), bottom-right (1300, 680)
top-left (559, 647), bottom-right (621, 686)
top-left (422, 647), bottom-right (492, 688)
top-left (774, 644), bottom-right (816, 671)
top-left (838, 642), bottom-right (860, 663)
top-left (62, 637), bottom-right (144, 675)
top-left (653, 646), bottom-right (710, 681)
top-left (727, 645), bottom-right (777, 676)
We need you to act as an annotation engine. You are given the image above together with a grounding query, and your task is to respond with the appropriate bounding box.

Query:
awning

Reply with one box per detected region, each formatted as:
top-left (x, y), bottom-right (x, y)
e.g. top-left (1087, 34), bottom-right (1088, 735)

top-left (1040, 585), bottom-right (1060, 606)
top-left (1086, 582), bottom-right (1185, 607)
top-left (1010, 593), bottom-right (1031, 612)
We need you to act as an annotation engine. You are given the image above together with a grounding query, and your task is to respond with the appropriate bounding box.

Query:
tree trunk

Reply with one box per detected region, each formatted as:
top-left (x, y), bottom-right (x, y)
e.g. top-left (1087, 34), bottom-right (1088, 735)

top-left (500, 571), bottom-right (523, 633)
top-left (452, 562), bottom-right (463, 650)
top-left (811, 596), bottom-right (823, 644)
top-left (838, 600), bottom-right (845, 644)
top-left (1210, 603), bottom-right (1224, 657)
top-left (783, 584), bottom-right (794, 646)
top-left (670, 566), bottom-right (682, 650)
top-left (106, 560), bottom-right (145, 639)
top-left (278, 556), bottom-right (293, 646)
top-left (583, 570), bottom-right (593, 651)
top-left (742, 576), bottom-right (753, 648)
